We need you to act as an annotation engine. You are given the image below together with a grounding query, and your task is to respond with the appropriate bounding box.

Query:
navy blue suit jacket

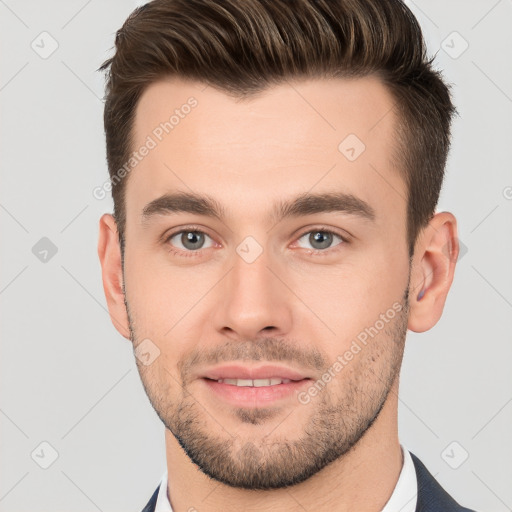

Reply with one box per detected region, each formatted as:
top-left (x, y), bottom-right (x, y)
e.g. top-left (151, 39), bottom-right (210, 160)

top-left (141, 452), bottom-right (477, 511)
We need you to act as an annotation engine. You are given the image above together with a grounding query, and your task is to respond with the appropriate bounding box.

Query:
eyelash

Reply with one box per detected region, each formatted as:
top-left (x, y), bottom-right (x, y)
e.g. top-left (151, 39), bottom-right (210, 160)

top-left (163, 225), bottom-right (350, 258)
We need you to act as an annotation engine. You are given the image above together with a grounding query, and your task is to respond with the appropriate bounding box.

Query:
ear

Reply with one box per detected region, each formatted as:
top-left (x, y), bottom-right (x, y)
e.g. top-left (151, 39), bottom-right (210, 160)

top-left (408, 212), bottom-right (459, 333)
top-left (97, 213), bottom-right (131, 340)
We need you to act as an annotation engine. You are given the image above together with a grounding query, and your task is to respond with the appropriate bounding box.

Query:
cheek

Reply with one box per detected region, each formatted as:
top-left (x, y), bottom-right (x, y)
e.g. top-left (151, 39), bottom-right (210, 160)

top-left (123, 249), bottom-right (216, 357)
top-left (123, 254), bottom-right (175, 339)
top-left (289, 253), bottom-right (408, 349)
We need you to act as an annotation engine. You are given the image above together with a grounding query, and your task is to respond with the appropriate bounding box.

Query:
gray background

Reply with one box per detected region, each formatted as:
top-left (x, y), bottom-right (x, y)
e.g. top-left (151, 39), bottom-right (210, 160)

top-left (1, 0), bottom-right (511, 510)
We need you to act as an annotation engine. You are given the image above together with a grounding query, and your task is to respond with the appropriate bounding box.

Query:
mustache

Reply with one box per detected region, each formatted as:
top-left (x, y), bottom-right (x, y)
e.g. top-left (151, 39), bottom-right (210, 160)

top-left (178, 337), bottom-right (328, 379)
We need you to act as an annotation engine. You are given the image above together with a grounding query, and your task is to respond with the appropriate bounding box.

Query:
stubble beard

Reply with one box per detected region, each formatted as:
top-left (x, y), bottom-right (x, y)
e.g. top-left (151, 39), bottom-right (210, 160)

top-left (126, 291), bottom-right (409, 490)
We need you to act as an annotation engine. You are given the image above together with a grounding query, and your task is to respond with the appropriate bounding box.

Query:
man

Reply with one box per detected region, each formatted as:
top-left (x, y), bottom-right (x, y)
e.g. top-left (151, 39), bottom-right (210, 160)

top-left (97, 0), bottom-right (477, 510)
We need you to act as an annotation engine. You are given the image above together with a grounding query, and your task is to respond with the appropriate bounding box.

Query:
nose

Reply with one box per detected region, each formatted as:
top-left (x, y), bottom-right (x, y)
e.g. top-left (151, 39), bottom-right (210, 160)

top-left (212, 245), bottom-right (294, 341)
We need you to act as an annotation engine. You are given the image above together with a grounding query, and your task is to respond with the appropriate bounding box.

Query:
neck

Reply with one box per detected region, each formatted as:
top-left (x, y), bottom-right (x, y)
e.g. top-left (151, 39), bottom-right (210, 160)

top-left (164, 383), bottom-right (402, 512)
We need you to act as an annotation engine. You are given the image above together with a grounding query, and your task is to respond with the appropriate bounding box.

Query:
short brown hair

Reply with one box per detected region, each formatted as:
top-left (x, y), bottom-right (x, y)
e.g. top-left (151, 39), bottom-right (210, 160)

top-left (99, 0), bottom-right (456, 257)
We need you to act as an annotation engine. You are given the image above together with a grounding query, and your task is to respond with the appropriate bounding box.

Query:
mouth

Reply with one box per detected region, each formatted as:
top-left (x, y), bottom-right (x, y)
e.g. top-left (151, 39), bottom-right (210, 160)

top-left (212, 377), bottom-right (294, 387)
top-left (202, 363), bottom-right (309, 382)
top-left (199, 364), bottom-right (312, 407)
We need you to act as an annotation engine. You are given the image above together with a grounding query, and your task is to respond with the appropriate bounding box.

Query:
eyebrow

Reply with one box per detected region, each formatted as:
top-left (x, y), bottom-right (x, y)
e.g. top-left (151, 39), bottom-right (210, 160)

top-left (141, 191), bottom-right (376, 225)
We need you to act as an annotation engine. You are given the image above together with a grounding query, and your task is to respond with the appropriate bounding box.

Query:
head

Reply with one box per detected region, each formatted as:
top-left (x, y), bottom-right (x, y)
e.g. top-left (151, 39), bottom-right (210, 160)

top-left (98, 0), bottom-right (459, 490)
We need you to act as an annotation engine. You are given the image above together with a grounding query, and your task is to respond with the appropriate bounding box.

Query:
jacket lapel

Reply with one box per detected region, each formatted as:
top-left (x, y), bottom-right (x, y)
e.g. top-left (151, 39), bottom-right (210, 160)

top-left (411, 452), bottom-right (476, 512)
top-left (141, 484), bottom-right (160, 512)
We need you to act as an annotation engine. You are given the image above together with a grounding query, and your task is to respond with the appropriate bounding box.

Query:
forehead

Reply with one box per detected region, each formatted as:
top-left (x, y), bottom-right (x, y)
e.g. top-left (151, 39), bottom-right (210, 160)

top-left (128, 75), bottom-right (405, 226)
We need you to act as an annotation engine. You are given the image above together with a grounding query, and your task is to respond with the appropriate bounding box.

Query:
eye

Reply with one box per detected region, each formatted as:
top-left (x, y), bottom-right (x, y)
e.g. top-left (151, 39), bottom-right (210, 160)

top-left (295, 229), bottom-right (346, 252)
top-left (167, 230), bottom-right (214, 252)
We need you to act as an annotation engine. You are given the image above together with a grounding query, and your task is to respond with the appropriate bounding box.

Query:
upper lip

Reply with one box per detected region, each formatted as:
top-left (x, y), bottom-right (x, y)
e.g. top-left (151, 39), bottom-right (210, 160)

top-left (201, 364), bottom-right (310, 381)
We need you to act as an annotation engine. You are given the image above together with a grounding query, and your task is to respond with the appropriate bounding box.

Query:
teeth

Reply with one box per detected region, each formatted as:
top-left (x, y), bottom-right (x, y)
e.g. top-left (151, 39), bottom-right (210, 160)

top-left (217, 378), bottom-right (292, 387)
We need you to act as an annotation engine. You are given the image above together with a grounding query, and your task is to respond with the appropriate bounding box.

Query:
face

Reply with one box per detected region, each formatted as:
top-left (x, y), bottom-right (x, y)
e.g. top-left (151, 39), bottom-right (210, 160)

top-left (122, 76), bottom-right (411, 488)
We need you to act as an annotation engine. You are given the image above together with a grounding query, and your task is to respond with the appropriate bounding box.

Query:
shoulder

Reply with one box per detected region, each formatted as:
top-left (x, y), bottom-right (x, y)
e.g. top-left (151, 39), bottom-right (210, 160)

top-left (410, 452), bottom-right (478, 512)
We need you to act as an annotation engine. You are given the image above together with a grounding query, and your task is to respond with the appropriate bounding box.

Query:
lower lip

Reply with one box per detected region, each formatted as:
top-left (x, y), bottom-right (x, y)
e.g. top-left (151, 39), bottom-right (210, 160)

top-left (202, 378), bottom-right (310, 407)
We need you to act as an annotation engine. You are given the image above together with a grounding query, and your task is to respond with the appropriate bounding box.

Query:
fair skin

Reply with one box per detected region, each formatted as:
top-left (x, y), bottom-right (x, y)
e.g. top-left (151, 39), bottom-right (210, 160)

top-left (98, 76), bottom-right (458, 511)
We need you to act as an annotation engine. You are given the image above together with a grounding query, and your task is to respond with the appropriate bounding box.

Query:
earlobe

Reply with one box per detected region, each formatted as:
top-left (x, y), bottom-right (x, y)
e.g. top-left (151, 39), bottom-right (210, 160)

top-left (97, 213), bottom-right (131, 340)
top-left (407, 212), bottom-right (459, 333)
